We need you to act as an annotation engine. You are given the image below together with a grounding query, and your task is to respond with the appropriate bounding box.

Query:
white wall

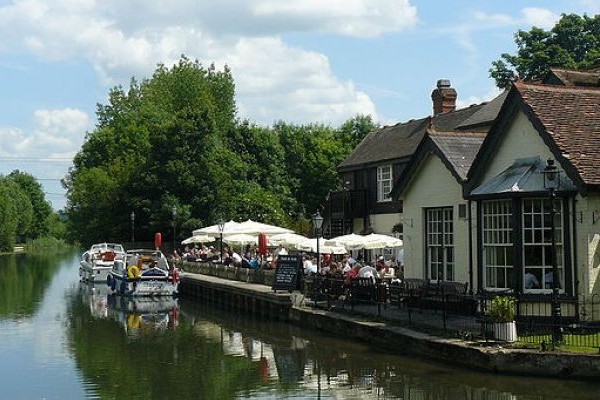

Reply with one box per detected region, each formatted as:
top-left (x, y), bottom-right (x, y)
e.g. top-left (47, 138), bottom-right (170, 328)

top-left (400, 151), bottom-right (471, 283)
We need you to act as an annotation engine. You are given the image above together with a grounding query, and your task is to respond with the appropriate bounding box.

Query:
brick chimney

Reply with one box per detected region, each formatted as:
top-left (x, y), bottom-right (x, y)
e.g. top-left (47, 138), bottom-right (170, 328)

top-left (431, 79), bottom-right (457, 115)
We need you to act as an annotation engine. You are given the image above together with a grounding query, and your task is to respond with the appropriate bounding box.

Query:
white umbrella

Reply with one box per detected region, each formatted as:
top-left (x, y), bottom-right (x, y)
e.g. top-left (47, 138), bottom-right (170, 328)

top-left (295, 238), bottom-right (347, 254)
top-left (193, 220), bottom-right (240, 236)
top-left (268, 232), bottom-right (309, 247)
top-left (223, 233), bottom-right (258, 246)
top-left (328, 233), bottom-right (367, 248)
top-left (181, 234), bottom-right (214, 245)
top-left (359, 233), bottom-right (403, 250)
top-left (224, 219), bottom-right (293, 236)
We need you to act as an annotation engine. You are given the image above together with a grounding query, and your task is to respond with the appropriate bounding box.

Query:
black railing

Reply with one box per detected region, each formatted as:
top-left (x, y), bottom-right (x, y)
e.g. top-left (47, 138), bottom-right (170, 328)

top-left (305, 277), bottom-right (600, 348)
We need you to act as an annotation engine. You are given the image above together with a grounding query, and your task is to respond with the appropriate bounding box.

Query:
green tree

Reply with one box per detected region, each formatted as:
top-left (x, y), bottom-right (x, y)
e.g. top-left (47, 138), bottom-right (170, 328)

top-left (334, 114), bottom-right (378, 151)
top-left (490, 13), bottom-right (600, 88)
top-left (0, 177), bottom-right (21, 251)
top-left (65, 57), bottom-right (245, 244)
top-left (8, 170), bottom-right (51, 239)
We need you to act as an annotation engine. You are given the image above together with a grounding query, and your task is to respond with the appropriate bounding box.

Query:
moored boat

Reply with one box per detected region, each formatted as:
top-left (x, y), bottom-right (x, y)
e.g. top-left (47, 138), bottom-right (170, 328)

top-left (107, 249), bottom-right (179, 296)
top-left (80, 243), bottom-right (126, 282)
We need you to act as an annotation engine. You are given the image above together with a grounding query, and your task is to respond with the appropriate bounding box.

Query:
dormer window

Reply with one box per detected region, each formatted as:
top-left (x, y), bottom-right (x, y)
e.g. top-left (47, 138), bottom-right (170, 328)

top-left (377, 165), bottom-right (392, 202)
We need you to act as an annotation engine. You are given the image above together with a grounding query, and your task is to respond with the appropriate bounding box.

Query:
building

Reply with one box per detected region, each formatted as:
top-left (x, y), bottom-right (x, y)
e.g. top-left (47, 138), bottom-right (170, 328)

top-left (330, 80), bottom-right (506, 245)
top-left (391, 78), bottom-right (600, 316)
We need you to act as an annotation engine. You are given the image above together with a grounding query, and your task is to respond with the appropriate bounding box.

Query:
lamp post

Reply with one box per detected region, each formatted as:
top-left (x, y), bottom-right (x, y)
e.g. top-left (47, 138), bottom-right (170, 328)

top-left (130, 211), bottom-right (135, 245)
top-left (218, 219), bottom-right (225, 263)
top-left (543, 158), bottom-right (562, 345)
top-left (172, 206), bottom-right (177, 253)
top-left (312, 210), bottom-right (324, 272)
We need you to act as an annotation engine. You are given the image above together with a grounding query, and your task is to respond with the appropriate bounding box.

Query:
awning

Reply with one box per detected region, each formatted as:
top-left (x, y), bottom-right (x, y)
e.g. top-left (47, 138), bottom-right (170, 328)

top-left (469, 156), bottom-right (576, 198)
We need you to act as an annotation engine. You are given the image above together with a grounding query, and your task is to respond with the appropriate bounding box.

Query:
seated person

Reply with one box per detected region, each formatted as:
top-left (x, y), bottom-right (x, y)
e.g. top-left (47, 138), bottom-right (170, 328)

top-left (303, 256), bottom-right (317, 275)
top-left (524, 271), bottom-right (540, 289)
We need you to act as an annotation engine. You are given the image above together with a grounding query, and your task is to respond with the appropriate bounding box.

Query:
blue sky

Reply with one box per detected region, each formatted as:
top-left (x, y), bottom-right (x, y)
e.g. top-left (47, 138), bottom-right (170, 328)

top-left (0, 0), bottom-right (598, 210)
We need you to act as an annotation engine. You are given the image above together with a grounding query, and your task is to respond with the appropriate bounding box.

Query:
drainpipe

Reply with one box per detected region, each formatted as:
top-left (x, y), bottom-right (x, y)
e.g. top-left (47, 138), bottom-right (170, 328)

top-left (572, 196), bottom-right (578, 316)
top-left (468, 199), bottom-right (474, 295)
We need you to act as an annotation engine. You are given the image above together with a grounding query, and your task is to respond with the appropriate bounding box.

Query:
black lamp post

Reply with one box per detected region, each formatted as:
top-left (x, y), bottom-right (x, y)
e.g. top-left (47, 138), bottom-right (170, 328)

top-left (543, 158), bottom-right (562, 345)
top-left (218, 219), bottom-right (225, 263)
top-left (312, 210), bottom-right (324, 272)
top-left (172, 206), bottom-right (177, 253)
top-left (130, 211), bottom-right (135, 245)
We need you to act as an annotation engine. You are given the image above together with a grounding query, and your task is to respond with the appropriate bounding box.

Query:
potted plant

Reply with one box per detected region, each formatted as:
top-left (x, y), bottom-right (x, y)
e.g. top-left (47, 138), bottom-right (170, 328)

top-left (488, 295), bottom-right (517, 342)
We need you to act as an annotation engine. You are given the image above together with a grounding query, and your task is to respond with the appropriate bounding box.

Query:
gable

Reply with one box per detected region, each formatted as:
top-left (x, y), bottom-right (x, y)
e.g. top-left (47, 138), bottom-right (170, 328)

top-left (478, 110), bottom-right (556, 185)
top-left (401, 151), bottom-right (464, 206)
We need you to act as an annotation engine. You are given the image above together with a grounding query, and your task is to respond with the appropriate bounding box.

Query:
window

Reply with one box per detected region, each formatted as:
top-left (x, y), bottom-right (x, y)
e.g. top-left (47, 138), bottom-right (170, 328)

top-left (377, 165), bottom-right (392, 202)
top-left (522, 198), bottom-right (563, 291)
top-left (482, 200), bottom-right (514, 289)
top-left (426, 208), bottom-right (454, 281)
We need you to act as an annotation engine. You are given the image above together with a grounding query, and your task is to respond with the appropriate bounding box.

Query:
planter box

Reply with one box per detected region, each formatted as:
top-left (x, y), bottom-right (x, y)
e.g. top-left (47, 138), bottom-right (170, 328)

top-left (493, 321), bottom-right (517, 342)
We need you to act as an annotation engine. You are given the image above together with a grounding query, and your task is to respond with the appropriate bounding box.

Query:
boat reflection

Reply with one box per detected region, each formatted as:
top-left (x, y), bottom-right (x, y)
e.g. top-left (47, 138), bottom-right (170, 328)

top-left (106, 294), bottom-right (179, 334)
top-left (77, 280), bottom-right (179, 334)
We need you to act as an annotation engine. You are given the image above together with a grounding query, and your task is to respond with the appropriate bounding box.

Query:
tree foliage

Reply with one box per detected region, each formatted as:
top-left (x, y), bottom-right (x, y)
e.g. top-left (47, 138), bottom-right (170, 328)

top-left (65, 56), bottom-right (378, 246)
top-left (490, 13), bottom-right (600, 88)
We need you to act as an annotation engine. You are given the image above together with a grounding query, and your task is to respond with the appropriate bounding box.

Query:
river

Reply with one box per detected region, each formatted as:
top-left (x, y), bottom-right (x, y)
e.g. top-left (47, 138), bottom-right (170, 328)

top-left (0, 251), bottom-right (599, 399)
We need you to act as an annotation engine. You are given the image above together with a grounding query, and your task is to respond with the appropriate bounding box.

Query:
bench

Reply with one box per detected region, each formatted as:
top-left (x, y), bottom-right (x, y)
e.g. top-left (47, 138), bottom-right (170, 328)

top-left (349, 277), bottom-right (378, 307)
top-left (391, 279), bottom-right (476, 315)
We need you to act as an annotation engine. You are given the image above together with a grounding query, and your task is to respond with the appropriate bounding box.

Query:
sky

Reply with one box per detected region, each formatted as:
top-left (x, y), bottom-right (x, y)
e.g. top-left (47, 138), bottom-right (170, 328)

top-left (0, 0), bottom-right (599, 211)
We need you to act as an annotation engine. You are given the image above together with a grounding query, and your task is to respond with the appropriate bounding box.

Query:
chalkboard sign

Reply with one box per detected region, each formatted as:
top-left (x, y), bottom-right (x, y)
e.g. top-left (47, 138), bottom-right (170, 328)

top-left (272, 255), bottom-right (301, 292)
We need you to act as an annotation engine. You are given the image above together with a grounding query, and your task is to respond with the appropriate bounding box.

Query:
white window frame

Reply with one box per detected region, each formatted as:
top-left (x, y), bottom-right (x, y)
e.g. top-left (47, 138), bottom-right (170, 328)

top-left (522, 198), bottom-right (563, 293)
top-left (482, 200), bottom-right (514, 290)
top-left (377, 165), bottom-right (393, 202)
top-left (426, 207), bottom-right (454, 281)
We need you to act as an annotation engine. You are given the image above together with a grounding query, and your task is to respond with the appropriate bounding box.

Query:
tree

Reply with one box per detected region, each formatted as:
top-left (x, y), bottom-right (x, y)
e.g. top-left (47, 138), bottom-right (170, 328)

top-left (490, 14), bottom-right (600, 88)
top-left (8, 170), bottom-right (51, 239)
top-left (0, 177), bottom-right (21, 251)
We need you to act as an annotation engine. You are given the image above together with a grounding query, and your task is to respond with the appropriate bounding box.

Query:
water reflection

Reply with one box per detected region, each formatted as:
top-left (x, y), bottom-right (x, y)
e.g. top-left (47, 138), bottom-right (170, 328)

top-left (0, 253), bottom-right (62, 319)
top-left (66, 271), bottom-right (600, 399)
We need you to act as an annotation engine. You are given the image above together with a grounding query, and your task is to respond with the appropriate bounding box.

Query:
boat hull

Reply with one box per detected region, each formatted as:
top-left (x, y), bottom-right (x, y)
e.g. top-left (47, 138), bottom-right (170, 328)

top-left (79, 260), bottom-right (113, 282)
top-left (108, 271), bottom-right (177, 297)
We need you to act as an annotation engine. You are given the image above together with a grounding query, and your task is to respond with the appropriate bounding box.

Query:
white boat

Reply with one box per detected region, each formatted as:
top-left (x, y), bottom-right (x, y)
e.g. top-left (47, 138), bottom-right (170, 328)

top-left (79, 243), bottom-right (126, 282)
top-left (107, 249), bottom-right (179, 296)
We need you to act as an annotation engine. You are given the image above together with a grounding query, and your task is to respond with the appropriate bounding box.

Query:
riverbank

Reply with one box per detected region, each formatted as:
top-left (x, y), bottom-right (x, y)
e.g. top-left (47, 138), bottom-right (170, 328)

top-left (178, 269), bottom-right (600, 380)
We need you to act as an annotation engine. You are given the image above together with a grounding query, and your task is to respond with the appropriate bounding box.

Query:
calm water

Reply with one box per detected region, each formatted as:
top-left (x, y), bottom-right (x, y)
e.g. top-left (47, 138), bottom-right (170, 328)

top-left (1, 251), bottom-right (600, 400)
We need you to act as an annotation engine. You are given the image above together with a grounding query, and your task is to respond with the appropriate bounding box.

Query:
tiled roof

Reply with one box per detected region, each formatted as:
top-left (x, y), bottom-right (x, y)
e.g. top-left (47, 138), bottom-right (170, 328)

top-left (339, 103), bottom-right (487, 170)
top-left (457, 90), bottom-right (509, 130)
top-left (515, 81), bottom-right (600, 185)
top-left (544, 68), bottom-right (600, 87)
top-left (429, 131), bottom-right (486, 180)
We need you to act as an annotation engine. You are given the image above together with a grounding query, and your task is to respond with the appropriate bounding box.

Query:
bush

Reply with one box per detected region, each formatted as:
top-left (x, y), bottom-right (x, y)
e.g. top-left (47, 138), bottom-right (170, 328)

top-left (489, 295), bottom-right (516, 322)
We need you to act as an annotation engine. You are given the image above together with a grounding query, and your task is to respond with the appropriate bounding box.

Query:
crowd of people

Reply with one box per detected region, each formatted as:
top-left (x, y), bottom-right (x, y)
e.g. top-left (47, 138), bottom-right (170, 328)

top-left (302, 252), bottom-right (403, 284)
top-left (174, 242), bottom-right (405, 284)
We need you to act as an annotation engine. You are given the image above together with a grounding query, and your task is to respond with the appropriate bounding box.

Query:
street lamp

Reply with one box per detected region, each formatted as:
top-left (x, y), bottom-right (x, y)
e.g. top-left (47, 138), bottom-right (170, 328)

top-left (218, 219), bottom-right (225, 263)
top-left (172, 206), bottom-right (177, 253)
top-left (130, 211), bottom-right (135, 245)
top-left (543, 158), bottom-right (562, 345)
top-left (312, 210), bottom-right (324, 272)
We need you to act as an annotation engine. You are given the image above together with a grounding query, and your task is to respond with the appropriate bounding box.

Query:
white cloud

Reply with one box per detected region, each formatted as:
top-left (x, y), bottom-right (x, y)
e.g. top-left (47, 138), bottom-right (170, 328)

top-left (0, 0), bottom-right (414, 125)
top-left (521, 7), bottom-right (560, 30)
top-left (0, 108), bottom-right (91, 209)
top-left (253, 0), bottom-right (418, 37)
top-left (456, 87), bottom-right (502, 110)
top-left (0, 108), bottom-right (90, 164)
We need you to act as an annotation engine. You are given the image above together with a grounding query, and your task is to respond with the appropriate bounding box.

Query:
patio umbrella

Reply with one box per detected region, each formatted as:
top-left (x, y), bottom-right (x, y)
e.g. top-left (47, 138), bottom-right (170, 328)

top-left (193, 220), bottom-right (240, 236)
top-left (359, 233), bottom-right (403, 250)
top-left (295, 237), bottom-right (347, 254)
top-left (268, 232), bottom-right (309, 247)
top-left (223, 219), bottom-right (293, 236)
top-left (328, 233), bottom-right (367, 248)
top-left (181, 234), bottom-right (214, 245)
top-left (223, 233), bottom-right (258, 246)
